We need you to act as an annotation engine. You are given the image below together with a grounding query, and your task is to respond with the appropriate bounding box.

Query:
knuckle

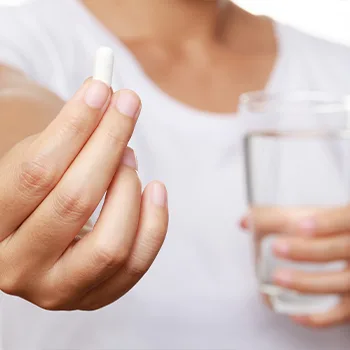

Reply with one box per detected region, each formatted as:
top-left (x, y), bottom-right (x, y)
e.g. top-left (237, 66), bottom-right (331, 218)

top-left (0, 274), bottom-right (21, 295)
top-left (35, 283), bottom-right (71, 311)
top-left (0, 259), bottom-right (26, 296)
top-left (0, 266), bottom-right (71, 311)
top-left (103, 116), bottom-right (133, 148)
top-left (105, 128), bottom-right (129, 149)
top-left (62, 104), bottom-right (91, 137)
top-left (37, 294), bottom-right (66, 311)
top-left (124, 259), bottom-right (149, 277)
top-left (18, 158), bottom-right (56, 194)
top-left (52, 190), bottom-right (93, 221)
top-left (94, 243), bottom-right (129, 271)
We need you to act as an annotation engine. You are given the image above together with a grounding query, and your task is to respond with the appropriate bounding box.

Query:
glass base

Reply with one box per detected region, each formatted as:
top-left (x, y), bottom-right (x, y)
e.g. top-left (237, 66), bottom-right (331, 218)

top-left (257, 234), bottom-right (345, 315)
top-left (260, 283), bottom-right (341, 315)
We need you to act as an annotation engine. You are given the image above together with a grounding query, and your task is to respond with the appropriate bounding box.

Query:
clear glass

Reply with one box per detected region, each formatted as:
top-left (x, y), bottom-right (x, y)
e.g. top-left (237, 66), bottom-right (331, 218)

top-left (240, 91), bottom-right (350, 315)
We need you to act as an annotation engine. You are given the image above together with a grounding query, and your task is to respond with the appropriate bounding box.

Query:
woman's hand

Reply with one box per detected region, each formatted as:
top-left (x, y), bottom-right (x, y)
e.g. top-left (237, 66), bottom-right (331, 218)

top-left (0, 79), bottom-right (168, 311)
top-left (240, 207), bottom-right (350, 328)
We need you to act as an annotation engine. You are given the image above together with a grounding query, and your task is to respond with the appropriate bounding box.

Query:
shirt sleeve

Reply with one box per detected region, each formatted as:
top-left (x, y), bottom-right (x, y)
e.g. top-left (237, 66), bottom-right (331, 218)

top-left (0, 5), bottom-right (38, 76)
top-left (0, 3), bottom-right (56, 90)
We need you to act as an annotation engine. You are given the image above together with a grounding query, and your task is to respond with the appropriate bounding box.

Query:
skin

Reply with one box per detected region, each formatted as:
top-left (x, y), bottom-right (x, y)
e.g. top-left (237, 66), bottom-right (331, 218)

top-left (0, 76), bottom-right (169, 310)
top-left (82, 0), bottom-right (277, 113)
top-left (0, 0), bottom-right (347, 327)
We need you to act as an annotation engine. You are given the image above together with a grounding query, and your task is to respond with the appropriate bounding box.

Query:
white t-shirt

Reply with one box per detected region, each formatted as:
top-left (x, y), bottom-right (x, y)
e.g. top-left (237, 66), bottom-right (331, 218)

top-left (0, 1), bottom-right (349, 349)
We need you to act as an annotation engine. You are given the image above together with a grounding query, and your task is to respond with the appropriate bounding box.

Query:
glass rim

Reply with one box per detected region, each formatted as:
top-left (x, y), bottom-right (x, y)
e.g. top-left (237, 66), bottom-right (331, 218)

top-left (239, 90), bottom-right (348, 104)
top-left (239, 90), bottom-right (350, 115)
top-left (245, 129), bottom-right (350, 140)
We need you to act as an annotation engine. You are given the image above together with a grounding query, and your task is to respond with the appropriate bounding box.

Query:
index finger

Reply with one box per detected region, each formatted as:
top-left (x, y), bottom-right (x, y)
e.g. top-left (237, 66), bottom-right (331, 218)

top-left (245, 206), bottom-right (321, 236)
top-left (0, 78), bottom-right (111, 240)
top-left (245, 206), bottom-right (350, 237)
top-left (295, 205), bottom-right (350, 237)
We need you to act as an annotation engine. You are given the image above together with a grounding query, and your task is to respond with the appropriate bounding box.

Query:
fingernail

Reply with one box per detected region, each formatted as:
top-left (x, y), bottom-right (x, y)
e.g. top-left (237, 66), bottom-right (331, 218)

top-left (273, 240), bottom-right (290, 256)
top-left (291, 315), bottom-right (310, 324)
top-left (151, 182), bottom-right (167, 207)
top-left (274, 270), bottom-right (293, 286)
top-left (239, 216), bottom-right (249, 230)
top-left (299, 218), bottom-right (316, 235)
top-left (122, 148), bottom-right (138, 170)
top-left (114, 90), bottom-right (140, 118)
top-left (84, 80), bottom-right (110, 109)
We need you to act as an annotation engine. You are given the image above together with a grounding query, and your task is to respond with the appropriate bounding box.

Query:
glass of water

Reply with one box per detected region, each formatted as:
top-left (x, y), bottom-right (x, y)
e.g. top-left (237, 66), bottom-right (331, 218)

top-left (240, 91), bottom-right (350, 315)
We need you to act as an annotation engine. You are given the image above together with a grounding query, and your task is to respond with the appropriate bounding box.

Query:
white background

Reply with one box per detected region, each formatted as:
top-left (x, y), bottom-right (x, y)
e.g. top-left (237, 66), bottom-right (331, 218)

top-left (0, 0), bottom-right (349, 45)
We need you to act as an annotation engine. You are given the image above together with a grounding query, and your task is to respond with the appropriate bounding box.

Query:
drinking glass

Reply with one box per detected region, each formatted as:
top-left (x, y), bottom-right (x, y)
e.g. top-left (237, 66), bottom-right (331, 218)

top-left (240, 91), bottom-right (350, 315)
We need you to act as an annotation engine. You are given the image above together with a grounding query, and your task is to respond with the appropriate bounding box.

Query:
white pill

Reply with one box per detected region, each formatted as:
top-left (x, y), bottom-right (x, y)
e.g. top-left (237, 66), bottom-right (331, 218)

top-left (93, 46), bottom-right (114, 87)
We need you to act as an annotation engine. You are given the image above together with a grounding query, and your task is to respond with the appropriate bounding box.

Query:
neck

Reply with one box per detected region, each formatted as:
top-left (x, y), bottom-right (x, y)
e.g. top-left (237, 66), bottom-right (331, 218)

top-left (82, 0), bottom-right (228, 42)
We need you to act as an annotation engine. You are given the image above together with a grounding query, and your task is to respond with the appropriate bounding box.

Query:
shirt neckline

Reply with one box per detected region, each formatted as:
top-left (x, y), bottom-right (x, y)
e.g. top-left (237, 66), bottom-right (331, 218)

top-left (72, 0), bottom-right (287, 131)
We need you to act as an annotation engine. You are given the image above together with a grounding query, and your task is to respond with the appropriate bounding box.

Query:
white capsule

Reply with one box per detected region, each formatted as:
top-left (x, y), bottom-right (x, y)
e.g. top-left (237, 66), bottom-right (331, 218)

top-left (93, 46), bottom-right (114, 87)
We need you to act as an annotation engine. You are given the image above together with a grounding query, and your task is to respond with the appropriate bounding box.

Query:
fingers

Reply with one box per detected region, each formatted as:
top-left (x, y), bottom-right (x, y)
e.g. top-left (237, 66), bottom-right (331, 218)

top-left (240, 207), bottom-right (288, 234)
top-left (241, 205), bottom-right (350, 237)
top-left (296, 205), bottom-right (350, 237)
top-left (0, 79), bottom-right (111, 240)
top-left (241, 207), bottom-right (321, 237)
top-left (9, 90), bottom-right (140, 265)
top-left (274, 267), bottom-right (350, 294)
top-left (272, 234), bottom-right (350, 262)
top-left (291, 295), bottom-right (350, 329)
top-left (41, 162), bottom-right (141, 309)
top-left (78, 181), bottom-right (168, 310)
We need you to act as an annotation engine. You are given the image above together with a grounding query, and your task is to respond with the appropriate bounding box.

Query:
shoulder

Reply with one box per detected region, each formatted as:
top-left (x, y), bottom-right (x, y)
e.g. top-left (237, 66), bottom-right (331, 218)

top-left (0, 0), bottom-right (83, 53)
top-left (280, 24), bottom-right (350, 61)
top-left (0, 0), bottom-right (91, 99)
top-left (0, 0), bottom-right (73, 20)
top-left (277, 23), bottom-right (350, 94)
top-left (0, 0), bottom-right (64, 30)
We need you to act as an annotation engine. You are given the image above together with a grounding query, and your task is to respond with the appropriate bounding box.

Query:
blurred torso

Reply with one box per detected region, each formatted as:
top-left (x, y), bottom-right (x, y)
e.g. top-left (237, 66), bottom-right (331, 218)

top-left (0, 0), bottom-right (350, 349)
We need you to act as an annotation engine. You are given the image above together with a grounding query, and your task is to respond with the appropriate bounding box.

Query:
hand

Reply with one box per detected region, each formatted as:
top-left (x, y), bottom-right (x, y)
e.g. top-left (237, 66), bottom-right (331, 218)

top-left (0, 79), bottom-right (168, 310)
top-left (240, 207), bottom-right (350, 328)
